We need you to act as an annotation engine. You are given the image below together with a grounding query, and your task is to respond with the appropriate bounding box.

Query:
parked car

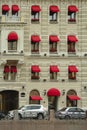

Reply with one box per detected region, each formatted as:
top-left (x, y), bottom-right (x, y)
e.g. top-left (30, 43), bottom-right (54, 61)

top-left (0, 112), bottom-right (5, 120)
top-left (8, 104), bottom-right (48, 120)
top-left (55, 107), bottom-right (86, 119)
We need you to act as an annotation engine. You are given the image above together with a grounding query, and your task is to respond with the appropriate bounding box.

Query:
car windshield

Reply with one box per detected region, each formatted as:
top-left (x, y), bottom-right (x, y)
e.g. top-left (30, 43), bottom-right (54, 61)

top-left (18, 106), bottom-right (24, 110)
top-left (59, 107), bottom-right (67, 111)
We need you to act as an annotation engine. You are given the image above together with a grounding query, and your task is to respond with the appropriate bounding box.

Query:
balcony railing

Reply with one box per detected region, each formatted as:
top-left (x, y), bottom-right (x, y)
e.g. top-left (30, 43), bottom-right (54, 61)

top-left (31, 75), bottom-right (40, 80)
top-left (68, 19), bottom-right (76, 23)
top-left (68, 76), bottom-right (76, 80)
top-left (50, 49), bottom-right (57, 53)
top-left (31, 49), bottom-right (39, 54)
top-left (0, 16), bottom-right (24, 23)
top-left (68, 49), bottom-right (76, 55)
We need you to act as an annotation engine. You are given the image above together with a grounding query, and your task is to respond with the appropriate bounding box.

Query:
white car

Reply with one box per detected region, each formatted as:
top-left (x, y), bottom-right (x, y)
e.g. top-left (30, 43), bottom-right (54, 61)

top-left (55, 107), bottom-right (86, 119)
top-left (8, 104), bottom-right (48, 120)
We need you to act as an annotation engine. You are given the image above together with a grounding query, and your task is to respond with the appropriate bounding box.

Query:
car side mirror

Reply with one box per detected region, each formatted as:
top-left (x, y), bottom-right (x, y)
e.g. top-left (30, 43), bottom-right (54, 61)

top-left (22, 108), bottom-right (25, 111)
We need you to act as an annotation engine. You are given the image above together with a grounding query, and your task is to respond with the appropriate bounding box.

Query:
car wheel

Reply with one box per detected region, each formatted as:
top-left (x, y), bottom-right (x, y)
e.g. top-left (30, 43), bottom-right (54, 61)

top-left (65, 115), bottom-right (70, 120)
top-left (37, 114), bottom-right (43, 120)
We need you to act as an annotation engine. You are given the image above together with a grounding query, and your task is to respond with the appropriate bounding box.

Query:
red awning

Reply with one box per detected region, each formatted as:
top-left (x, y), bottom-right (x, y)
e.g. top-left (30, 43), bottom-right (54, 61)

top-left (68, 65), bottom-right (78, 72)
top-left (2, 5), bottom-right (10, 11)
top-left (49, 35), bottom-right (60, 42)
top-left (31, 65), bottom-right (40, 72)
top-left (12, 5), bottom-right (19, 12)
top-left (68, 95), bottom-right (80, 100)
top-left (30, 96), bottom-right (43, 100)
top-left (4, 66), bottom-right (10, 73)
top-left (68, 5), bottom-right (78, 12)
top-left (31, 5), bottom-right (41, 12)
top-left (68, 35), bottom-right (78, 43)
top-left (11, 66), bottom-right (17, 73)
top-left (8, 32), bottom-right (18, 41)
top-left (47, 88), bottom-right (60, 96)
top-left (50, 6), bottom-right (60, 13)
top-left (31, 35), bottom-right (41, 42)
top-left (50, 65), bottom-right (59, 72)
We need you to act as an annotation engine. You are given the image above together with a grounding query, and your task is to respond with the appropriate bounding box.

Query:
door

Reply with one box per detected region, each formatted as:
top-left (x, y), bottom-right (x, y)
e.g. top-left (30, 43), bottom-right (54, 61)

top-left (77, 108), bottom-right (86, 119)
top-left (68, 108), bottom-right (79, 119)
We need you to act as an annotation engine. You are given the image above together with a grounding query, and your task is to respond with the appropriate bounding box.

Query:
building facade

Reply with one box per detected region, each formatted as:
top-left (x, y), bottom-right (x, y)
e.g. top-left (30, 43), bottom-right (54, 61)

top-left (0, 0), bottom-right (87, 113)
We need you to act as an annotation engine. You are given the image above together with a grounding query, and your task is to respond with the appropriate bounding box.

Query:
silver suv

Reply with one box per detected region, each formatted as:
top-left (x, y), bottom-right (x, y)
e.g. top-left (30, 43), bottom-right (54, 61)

top-left (8, 104), bottom-right (48, 120)
top-left (55, 107), bottom-right (86, 119)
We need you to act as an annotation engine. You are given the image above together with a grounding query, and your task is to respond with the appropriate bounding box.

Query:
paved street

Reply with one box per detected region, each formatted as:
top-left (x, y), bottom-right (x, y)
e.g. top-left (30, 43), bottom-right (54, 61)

top-left (0, 119), bottom-right (87, 130)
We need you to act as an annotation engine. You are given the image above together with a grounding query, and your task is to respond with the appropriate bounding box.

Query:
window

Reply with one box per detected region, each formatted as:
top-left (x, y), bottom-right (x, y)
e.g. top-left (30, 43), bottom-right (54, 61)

top-left (4, 65), bottom-right (17, 81)
top-left (4, 72), bottom-right (9, 80)
top-left (31, 65), bottom-right (40, 80)
top-left (8, 41), bottom-right (17, 51)
top-left (68, 72), bottom-right (76, 80)
top-left (31, 72), bottom-right (40, 80)
top-left (68, 5), bottom-right (78, 23)
top-left (68, 12), bottom-right (76, 22)
top-left (2, 4), bottom-right (10, 16)
top-left (2, 10), bottom-right (9, 16)
top-left (67, 35), bottom-right (78, 54)
top-left (49, 12), bottom-right (57, 22)
top-left (10, 66), bottom-right (17, 80)
top-left (8, 32), bottom-right (18, 52)
top-left (12, 5), bottom-right (19, 16)
top-left (31, 35), bottom-right (41, 54)
top-left (77, 108), bottom-right (84, 112)
top-left (50, 72), bottom-right (57, 80)
top-left (26, 106), bottom-right (31, 110)
top-left (21, 92), bottom-right (25, 97)
top-left (50, 65), bottom-right (59, 80)
top-left (31, 42), bottom-right (39, 53)
top-left (68, 65), bottom-right (78, 80)
top-left (49, 35), bottom-right (59, 53)
top-left (30, 106), bottom-right (40, 109)
top-left (31, 5), bottom-right (41, 23)
top-left (68, 108), bottom-right (76, 112)
top-left (49, 6), bottom-right (60, 23)
top-left (68, 42), bottom-right (75, 53)
top-left (49, 42), bottom-right (57, 53)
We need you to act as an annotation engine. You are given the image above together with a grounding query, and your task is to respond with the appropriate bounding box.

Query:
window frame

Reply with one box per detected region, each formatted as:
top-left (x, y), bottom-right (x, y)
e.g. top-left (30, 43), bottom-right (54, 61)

top-left (68, 71), bottom-right (76, 80)
top-left (50, 72), bottom-right (57, 80)
top-left (68, 42), bottom-right (76, 53)
top-left (49, 11), bottom-right (58, 22)
top-left (3, 65), bottom-right (17, 81)
top-left (8, 40), bottom-right (18, 52)
top-left (31, 11), bottom-right (40, 22)
top-left (68, 12), bottom-right (76, 23)
top-left (49, 41), bottom-right (57, 53)
top-left (31, 72), bottom-right (40, 80)
top-left (31, 41), bottom-right (39, 54)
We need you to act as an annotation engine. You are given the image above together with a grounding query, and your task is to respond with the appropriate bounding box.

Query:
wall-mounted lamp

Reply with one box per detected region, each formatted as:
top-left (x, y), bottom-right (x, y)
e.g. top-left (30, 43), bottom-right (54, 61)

top-left (43, 89), bottom-right (46, 96)
top-left (44, 53), bottom-right (47, 56)
top-left (84, 86), bottom-right (87, 90)
top-left (62, 89), bottom-right (65, 95)
top-left (20, 50), bottom-right (24, 54)
top-left (22, 86), bottom-right (25, 90)
top-left (3, 50), bottom-right (6, 53)
top-left (43, 79), bottom-right (46, 82)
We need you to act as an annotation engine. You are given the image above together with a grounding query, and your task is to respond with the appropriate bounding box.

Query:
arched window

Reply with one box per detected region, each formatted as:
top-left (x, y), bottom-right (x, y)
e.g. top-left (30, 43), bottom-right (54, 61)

top-left (66, 90), bottom-right (80, 107)
top-left (29, 90), bottom-right (42, 104)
